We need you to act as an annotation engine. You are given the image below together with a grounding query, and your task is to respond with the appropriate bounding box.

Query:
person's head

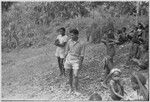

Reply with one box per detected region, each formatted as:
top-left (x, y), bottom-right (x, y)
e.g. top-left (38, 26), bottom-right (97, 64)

top-left (58, 27), bottom-right (65, 36)
top-left (110, 68), bottom-right (121, 81)
top-left (69, 29), bottom-right (79, 41)
top-left (131, 73), bottom-right (146, 91)
top-left (89, 93), bottom-right (102, 101)
top-left (122, 27), bottom-right (127, 32)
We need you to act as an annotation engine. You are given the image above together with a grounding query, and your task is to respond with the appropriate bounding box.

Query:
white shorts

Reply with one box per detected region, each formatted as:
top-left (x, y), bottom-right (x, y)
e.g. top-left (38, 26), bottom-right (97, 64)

top-left (55, 48), bottom-right (65, 58)
top-left (64, 54), bottom-right (80, 70)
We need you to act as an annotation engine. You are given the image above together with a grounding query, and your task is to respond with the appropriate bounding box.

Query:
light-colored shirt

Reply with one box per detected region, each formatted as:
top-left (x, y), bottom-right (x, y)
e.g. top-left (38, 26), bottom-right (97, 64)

top-left (65, 39), bottom-right (86, 58)
top-left (56, 34), bottom-right (68, 51)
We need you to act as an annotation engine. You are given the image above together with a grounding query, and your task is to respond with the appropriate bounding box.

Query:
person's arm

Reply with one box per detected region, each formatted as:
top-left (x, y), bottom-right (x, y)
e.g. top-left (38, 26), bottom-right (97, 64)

top-left (110, 81), bottom-right (124, 99)
top-left (108, 38), bottom-right (117, 42)
top-left (54, 39), bottom-right (59, 46)
top-left (80, 44), bottom-right (86, 65)
top-left (54, 35), bottom-right (60, 46)
top-left (132, 58), bottom-right (141, 64)
top-left (64, 42), bottom-right (69, 58)
top-left (59, 36), bottom-right (69, 47)
top-left (54, 35), bottom-right (68, 47)
top-left (134, 74), bottom-right (149, 101)
top-left (102, 70), bottom-right (112, 86)
top-left (109, 40), bottom-right (119, 45)
top-left (58, 42), bottom-right (67, 47)
top-left (120, 80), bottom-right (127, 95)
top-left (101, 39), bottom-right (106, 43)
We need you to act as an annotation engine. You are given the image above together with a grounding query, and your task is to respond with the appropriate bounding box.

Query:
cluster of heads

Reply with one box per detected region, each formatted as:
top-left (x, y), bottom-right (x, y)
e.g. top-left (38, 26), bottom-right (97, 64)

top-left (58, 27), bottom-right (79, 36)
top-left (117, 22), bottom-right (147, 35)
top-left (58, 27), bottom-right (79, 41)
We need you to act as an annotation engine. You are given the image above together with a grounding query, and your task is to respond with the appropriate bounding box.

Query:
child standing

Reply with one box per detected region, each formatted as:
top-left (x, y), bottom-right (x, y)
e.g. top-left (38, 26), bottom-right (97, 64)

top-left (54, 27), bottom-right (69, 76)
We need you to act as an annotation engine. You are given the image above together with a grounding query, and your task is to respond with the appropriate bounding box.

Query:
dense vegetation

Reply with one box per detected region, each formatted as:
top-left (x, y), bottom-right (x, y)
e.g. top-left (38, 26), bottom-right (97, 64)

top-left (1, 2), bottom-right (149, 100)
top-left (1, 1), bottom-right (149, 52)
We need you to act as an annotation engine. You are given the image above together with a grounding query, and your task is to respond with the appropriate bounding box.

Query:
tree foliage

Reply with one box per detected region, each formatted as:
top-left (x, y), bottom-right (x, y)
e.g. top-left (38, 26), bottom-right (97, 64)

top-left (1, 1), bottom-right (149, 52)
top-left (2, 1), bottom-right (16, 12)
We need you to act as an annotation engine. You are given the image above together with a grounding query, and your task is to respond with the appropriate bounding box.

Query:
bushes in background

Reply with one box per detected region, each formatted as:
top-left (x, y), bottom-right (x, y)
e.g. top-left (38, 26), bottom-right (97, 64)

top-left (1, 2), bottom-right (149, 52)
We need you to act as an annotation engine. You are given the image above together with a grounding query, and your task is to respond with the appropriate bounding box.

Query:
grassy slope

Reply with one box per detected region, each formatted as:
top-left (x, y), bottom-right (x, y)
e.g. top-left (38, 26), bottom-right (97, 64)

top-left (2, 38), bottom-right (149, 100)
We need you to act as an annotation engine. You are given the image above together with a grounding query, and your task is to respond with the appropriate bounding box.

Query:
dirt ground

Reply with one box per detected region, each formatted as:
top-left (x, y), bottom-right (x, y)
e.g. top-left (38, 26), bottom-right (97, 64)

top-left (2, 41), bottom-right (149, 101)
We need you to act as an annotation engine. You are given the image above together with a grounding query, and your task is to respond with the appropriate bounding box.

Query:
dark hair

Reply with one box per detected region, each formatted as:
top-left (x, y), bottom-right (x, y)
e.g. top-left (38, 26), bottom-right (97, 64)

top-left (59, 27), bottom-right (65, 32)
top-left (70, 29), bottom-right (79, 35)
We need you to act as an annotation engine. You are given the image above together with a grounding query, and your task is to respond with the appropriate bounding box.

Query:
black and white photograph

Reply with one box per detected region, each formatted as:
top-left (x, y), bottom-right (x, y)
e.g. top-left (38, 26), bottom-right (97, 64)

top-left (1, 1), bottom-right (149, 101)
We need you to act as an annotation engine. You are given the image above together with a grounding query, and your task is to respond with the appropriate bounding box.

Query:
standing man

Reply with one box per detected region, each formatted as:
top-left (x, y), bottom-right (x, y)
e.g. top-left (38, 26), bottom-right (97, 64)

top-left (64, 29), bottom-right (85, 94)
top-left (54, 27), bottom-right (68, 76)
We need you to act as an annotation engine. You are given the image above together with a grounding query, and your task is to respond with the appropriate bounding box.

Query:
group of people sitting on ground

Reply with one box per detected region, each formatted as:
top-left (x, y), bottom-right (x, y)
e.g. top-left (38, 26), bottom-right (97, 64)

top-left (54, 22), bottom-right (149, 101)
top-left (101, 22), bottom-right (149, 101)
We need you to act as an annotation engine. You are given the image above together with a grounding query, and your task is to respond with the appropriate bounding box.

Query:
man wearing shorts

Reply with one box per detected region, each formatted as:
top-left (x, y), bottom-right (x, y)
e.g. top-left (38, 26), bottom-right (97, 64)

top-left (54, 27), bottom-right (68, 76)
top-left (64, 29), bottom-right (85, 94)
